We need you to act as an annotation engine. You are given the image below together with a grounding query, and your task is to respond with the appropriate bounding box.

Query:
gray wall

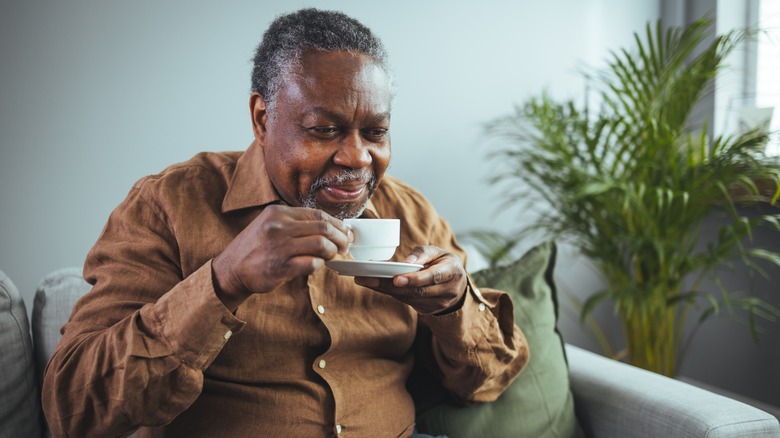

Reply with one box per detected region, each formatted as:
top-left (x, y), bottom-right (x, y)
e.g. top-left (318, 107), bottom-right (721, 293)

top-left (10, 0), bottom-right (778, 417)
top-left (679, 206), bottom-right (780, 410)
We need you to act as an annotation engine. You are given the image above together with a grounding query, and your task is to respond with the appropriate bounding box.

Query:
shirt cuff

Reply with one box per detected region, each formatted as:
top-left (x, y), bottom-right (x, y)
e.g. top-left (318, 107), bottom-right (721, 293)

top-left (143, 260), bottom-right (246, 369)
top-left (418, 277), bottom-right (494, 352)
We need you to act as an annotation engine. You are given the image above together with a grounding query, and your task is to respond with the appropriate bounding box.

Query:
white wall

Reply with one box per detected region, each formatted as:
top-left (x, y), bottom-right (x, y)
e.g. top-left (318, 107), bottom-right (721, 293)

top-left (0, 0), bottom-right (660, 310)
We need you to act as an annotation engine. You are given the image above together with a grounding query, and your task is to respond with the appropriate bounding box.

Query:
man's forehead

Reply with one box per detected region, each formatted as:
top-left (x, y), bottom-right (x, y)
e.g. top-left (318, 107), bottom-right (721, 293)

top-left (273, 52), bottom-right (393, 118)
top-left (298, 49), bottom-right (376, 69)
top-left (294, 50), bottom-right (389, 86)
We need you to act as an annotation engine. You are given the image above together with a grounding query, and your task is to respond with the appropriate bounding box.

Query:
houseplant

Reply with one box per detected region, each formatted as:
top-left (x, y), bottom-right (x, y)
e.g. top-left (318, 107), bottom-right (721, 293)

top-left (481, 18), bottom-right (780, 377)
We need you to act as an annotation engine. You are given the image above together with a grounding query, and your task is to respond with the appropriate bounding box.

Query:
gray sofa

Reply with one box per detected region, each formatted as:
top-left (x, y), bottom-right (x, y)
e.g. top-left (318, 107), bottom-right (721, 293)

top-left (2, 267), bottom-right (779, 438)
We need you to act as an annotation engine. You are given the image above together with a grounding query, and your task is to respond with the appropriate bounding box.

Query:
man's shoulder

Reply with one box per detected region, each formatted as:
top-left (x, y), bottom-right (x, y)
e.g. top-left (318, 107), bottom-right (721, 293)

top-left (133, 150), bottom-right (243, 191)
top-left (375, 174), bottom-right (424, 197)
top-left (125, 150), bottom-right (245, 213)
top-left (372, 174), bottom-right (436, 217)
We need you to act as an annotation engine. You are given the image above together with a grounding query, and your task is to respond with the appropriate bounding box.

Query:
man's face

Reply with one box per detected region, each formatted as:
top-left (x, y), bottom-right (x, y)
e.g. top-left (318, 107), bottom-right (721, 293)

top-left (253, 50), bottom-right (392, 219)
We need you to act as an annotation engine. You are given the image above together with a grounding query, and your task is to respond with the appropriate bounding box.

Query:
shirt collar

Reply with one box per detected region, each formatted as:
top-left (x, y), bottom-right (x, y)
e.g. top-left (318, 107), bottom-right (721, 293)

top-left (222, 141), bottom-right (282, 213)
top-left (222, 140), bottom-right (381, 218)
top-left (361, 200), bottom-right (379, 218)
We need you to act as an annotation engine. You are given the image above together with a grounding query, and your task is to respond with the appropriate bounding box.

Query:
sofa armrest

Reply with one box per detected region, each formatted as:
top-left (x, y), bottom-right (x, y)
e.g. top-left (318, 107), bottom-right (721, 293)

top-left (565, 344), bottom-right (780, 438)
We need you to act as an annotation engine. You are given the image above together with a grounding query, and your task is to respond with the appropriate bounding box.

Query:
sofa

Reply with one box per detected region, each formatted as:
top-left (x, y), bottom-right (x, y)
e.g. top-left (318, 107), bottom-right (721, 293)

top-left (2, 262), bottom-right (780, 437)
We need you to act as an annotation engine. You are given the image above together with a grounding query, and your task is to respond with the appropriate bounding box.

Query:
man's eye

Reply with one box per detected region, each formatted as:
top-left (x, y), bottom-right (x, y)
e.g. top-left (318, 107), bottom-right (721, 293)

top-left (309, 126), bottom-right (339, 136)
top-left (364, 129), bottom-right (388, 138)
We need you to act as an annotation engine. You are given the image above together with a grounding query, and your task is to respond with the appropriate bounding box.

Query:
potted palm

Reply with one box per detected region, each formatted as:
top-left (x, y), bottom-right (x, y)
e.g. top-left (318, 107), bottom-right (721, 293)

top-left (482, 18), bottom-right (780, 376)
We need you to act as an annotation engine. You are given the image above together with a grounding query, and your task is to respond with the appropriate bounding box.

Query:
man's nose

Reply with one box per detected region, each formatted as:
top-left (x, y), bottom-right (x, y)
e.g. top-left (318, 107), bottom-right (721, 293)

top-left (333, 130), bottom-right (372, 169)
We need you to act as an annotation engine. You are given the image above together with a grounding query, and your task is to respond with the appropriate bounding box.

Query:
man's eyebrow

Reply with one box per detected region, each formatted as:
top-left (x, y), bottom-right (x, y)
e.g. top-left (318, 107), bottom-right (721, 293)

top-left (372, 112), bottom-right (392, 122)
top-left (307, 107), bottom-right (391, 123)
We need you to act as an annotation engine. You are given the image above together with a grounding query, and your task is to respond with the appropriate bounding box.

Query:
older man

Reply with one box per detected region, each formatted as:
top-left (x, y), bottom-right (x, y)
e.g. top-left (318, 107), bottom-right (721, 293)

top-left (43, 8), bottom-right (528, 438)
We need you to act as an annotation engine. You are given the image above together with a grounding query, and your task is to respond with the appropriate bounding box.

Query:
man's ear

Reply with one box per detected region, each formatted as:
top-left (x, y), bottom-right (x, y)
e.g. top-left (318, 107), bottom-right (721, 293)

top-left (249, 92), bottom-right (269, 144)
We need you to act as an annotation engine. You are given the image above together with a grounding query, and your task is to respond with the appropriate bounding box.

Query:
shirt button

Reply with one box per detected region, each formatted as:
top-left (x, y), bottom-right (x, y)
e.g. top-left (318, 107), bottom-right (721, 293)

top-left (223, 330), bottom-right (233, 340)
top-left (318, 359), bottom-right (327, 369)
top-left (478, 303), bottom-right (486, 312)
top-left (336, 424), bottom-right (343, 434)
top-left (317, 305), bottom-right (325, 314)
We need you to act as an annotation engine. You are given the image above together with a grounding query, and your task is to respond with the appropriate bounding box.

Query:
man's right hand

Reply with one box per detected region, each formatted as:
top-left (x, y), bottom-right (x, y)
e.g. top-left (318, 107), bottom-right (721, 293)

top-left (212, 205), bottom-right (352, 310)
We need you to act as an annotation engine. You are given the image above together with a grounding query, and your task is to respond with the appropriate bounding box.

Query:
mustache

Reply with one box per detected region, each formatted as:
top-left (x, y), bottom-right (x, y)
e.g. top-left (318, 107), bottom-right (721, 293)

top-left (310, 168), bottom-right (376, 191)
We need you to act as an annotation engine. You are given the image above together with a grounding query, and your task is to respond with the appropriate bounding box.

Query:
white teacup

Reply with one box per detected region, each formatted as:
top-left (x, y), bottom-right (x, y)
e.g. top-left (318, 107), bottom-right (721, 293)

top-left (343, 218), bottom-right (400, 261)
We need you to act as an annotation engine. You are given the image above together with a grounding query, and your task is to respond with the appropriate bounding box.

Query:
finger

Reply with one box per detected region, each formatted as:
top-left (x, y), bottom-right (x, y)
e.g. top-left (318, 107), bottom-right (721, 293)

top-left (292, 221), bottom-right (351, 254)
top-left (354, 276), bottom-right (381, 289)
top-left (283, 255), bottom-right (324, 277)
top-left (244, 253), bottom-right (323, 293)
top-left (308, 209), bottom-right (353, 252)
top-left (302, 208), bottom-right (352, 238)
top-left (355, 278), bottom-right (446, 315)
top-left (280, 234), bottom-right (342, 261)
top-left (255, 255), bottom-right (324, 288)
top-left (354, 274), bottom-right (432, 299)
top-left (403, 245), bottom-right (447, 264)
top-left (394, 265), bottom-right (455, 288)
top-left (282, 210), bottom-right (352, 254)
top-left (354, 277), bottom-right (413, 300)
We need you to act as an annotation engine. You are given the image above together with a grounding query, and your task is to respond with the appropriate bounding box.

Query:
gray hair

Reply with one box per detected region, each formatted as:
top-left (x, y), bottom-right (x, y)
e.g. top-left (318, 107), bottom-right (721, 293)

top-left (251, 8), bottom-right (392, 114)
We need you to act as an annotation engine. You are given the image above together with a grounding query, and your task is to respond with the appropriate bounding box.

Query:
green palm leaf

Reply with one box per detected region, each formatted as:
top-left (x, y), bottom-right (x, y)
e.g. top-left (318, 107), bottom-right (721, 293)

top-left (483, 18), bottom-right (780, 376)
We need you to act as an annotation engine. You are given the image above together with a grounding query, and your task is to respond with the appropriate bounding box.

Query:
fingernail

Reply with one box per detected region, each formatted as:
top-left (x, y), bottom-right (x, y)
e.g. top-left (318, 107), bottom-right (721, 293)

top-left (347, 228), bottom-right (354, 242)
top-left (395, 276), bottom-right (409, 287)
top-left (405, 255), bottom-right (417, 263)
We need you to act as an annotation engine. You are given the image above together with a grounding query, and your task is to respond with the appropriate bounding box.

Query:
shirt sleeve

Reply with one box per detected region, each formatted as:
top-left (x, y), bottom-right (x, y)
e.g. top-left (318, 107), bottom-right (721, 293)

top-left (416, 212), bottom-right (529, 405)
top-left (41, 184), bottom-right (245, 438)
top-left (418, 279), bottom-right (528, 404)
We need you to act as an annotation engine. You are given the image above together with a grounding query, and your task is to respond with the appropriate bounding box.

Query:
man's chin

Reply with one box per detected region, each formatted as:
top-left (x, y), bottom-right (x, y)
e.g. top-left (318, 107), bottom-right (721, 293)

top-left (301, 188), bottom-right (373, 219)
top-left (320, 202), bottom-right (367, 220)
top-left (302, 196), bottom-right (368, 220)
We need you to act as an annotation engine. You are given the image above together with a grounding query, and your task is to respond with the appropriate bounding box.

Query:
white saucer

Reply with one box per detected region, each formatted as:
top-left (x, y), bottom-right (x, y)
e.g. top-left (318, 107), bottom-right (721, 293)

top-left (325, 260), bottom-right (423, 278)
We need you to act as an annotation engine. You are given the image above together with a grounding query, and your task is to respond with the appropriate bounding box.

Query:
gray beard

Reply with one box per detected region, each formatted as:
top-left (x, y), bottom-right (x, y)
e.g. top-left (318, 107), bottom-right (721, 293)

top-left (300, 168), bottom-right (377, 220)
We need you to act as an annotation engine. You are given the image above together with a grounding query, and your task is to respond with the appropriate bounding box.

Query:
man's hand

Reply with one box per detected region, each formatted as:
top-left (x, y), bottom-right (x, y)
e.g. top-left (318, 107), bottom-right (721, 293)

top-left (212, 205), bottom-right (352, 310)
top-left (354, 245), bottom-right (467, 315)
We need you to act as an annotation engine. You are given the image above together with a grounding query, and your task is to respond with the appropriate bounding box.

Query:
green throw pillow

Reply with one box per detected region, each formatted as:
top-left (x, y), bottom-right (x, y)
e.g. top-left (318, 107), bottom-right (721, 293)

top-left (412, 241), bottom-right (584, 438)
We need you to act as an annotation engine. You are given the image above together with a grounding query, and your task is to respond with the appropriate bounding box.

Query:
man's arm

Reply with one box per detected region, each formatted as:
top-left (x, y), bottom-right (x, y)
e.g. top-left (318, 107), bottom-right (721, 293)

top-left (43, 186), bottom-right (352, 437)
top-left (418, 281), bottom-right (528, 404)
top-left (42, 185), bottom-right (251, 437)
top-left (43, 262), bottom-right (242, 437)
top-left (353, 217), bottom-right (528, 403)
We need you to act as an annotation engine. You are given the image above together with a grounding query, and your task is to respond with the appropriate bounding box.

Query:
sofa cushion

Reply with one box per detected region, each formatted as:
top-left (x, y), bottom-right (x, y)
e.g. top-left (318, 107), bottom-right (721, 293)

top-left (32, 267), bottom-right (92, 390)
top-left (0, 270), bottom-right (43, 438)
top-left (413, 241), bottom-right (584, 438)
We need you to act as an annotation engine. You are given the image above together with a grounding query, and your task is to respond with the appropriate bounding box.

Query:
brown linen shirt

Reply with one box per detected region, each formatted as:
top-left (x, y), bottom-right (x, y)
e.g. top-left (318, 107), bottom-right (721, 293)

top-left (42, 141), bottom-right (528, 438)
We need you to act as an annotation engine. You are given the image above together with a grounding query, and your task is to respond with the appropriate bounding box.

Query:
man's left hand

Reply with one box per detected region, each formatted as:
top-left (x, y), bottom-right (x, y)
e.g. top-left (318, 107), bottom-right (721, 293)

top-left (354, 245), bottom-right (467, 315)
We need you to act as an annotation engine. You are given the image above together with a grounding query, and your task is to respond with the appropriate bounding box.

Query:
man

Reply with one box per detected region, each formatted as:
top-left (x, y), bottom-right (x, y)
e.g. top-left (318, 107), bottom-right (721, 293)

top-left (43, 8), bottom-right (528, 437)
